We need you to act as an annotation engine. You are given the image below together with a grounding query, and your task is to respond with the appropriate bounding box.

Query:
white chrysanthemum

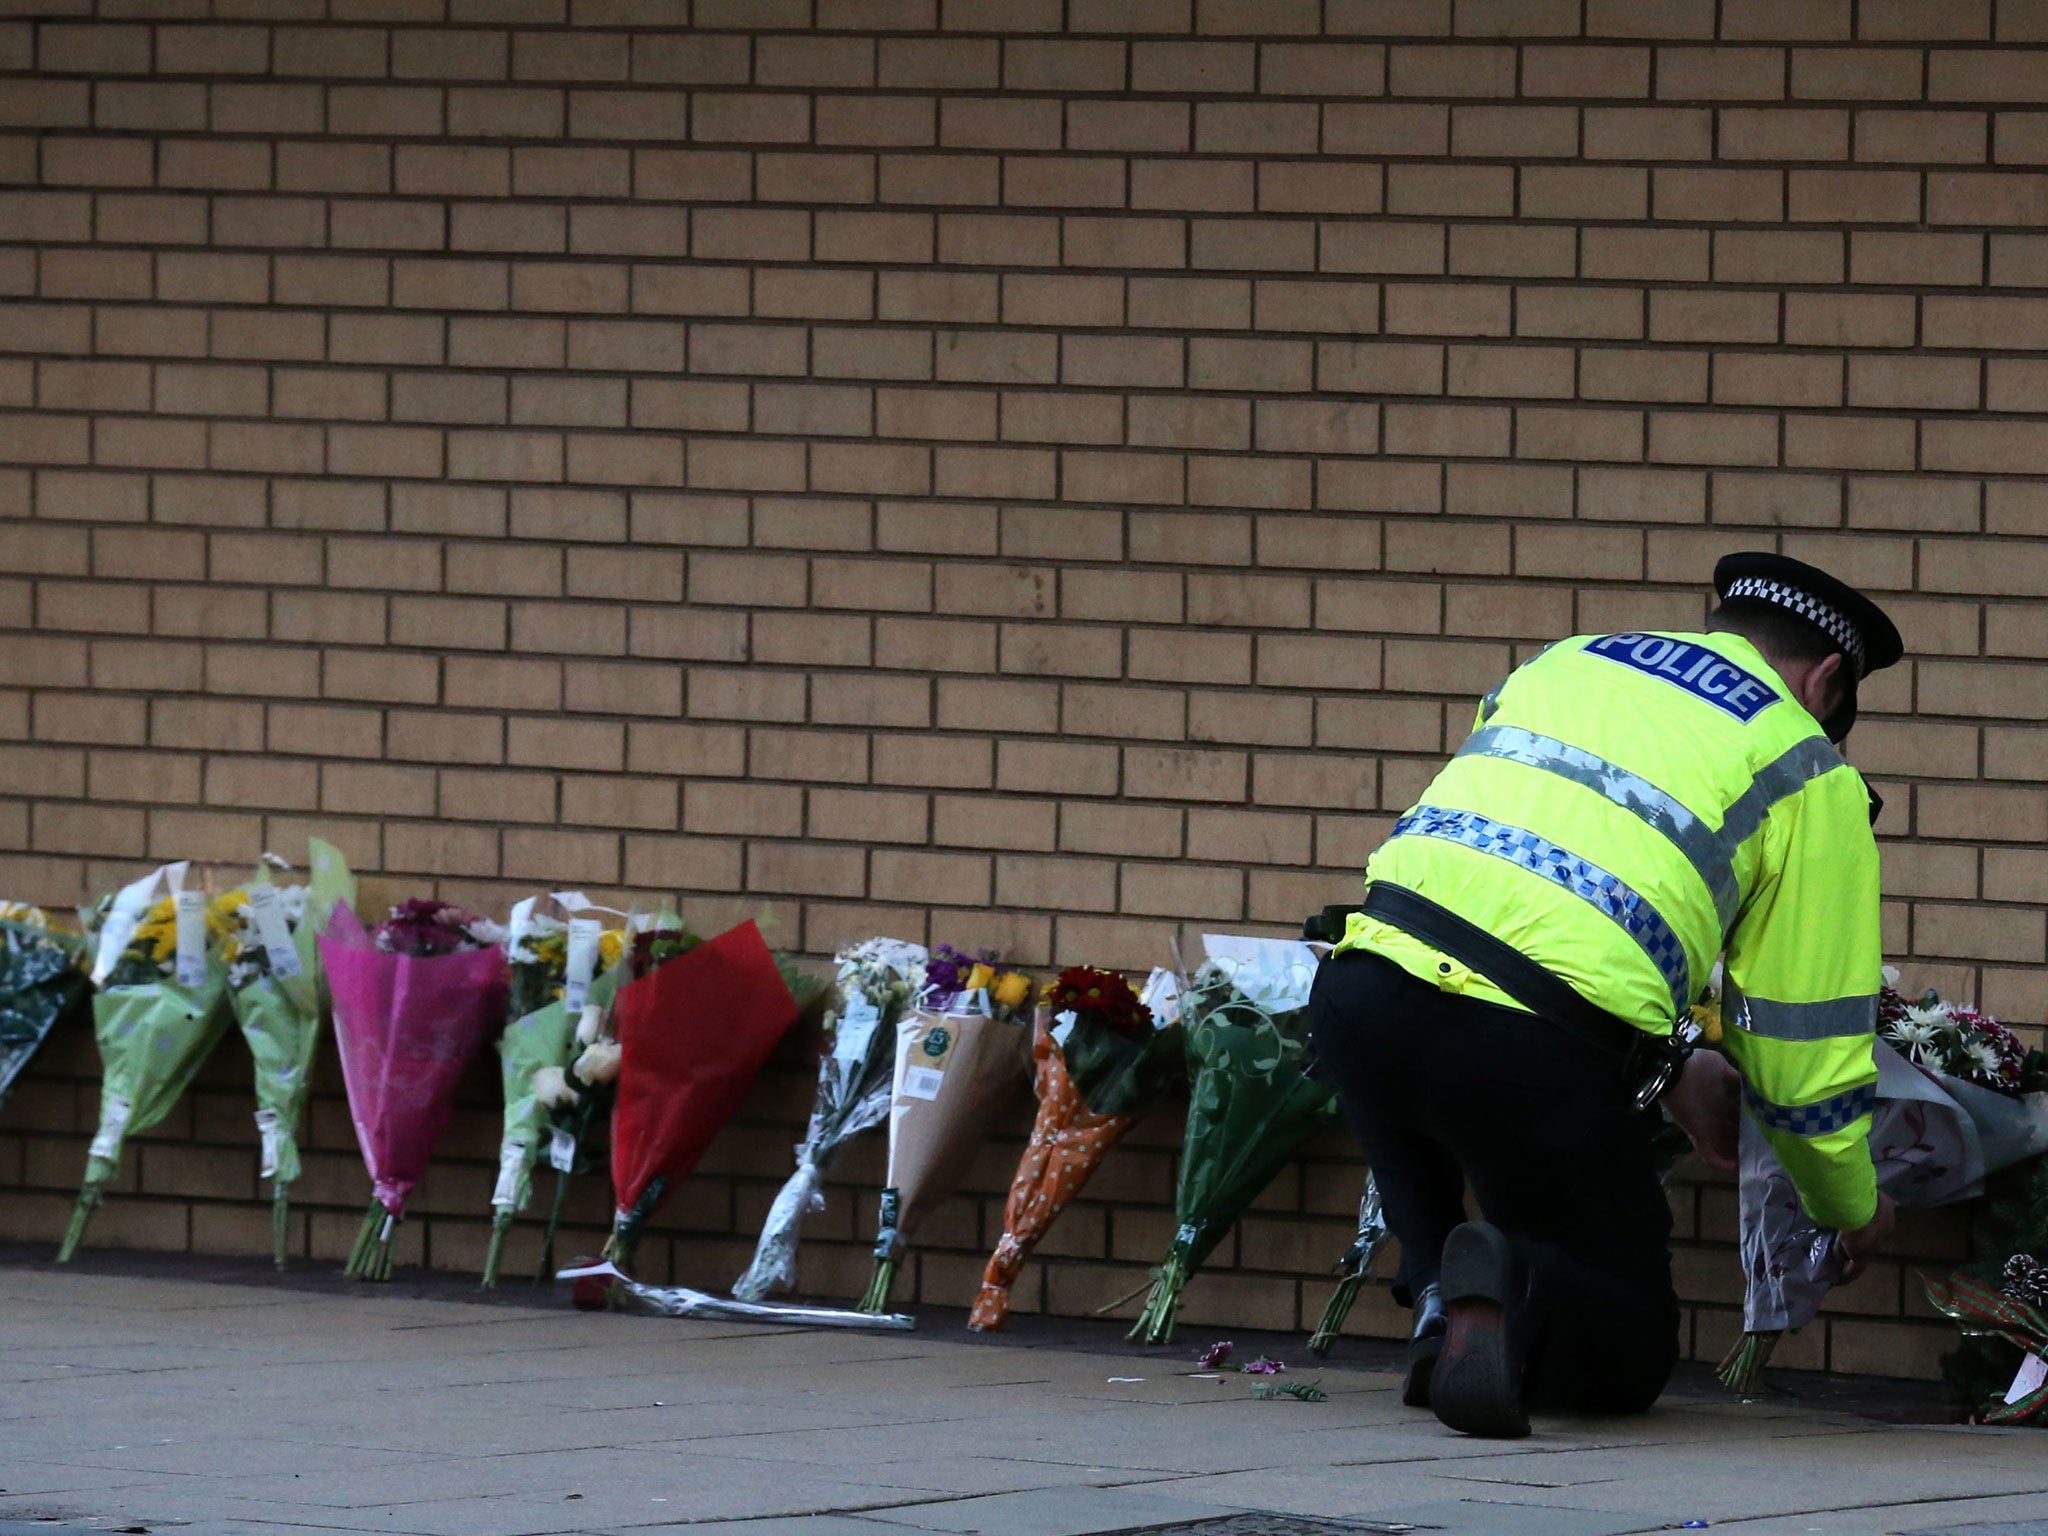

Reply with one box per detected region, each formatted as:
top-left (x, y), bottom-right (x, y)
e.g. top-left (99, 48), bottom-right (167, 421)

top-left (574, 1038), bottom-right (622, 1085)
top-left (1959, 1036), bottom-right (2005, 1077)
top-left (1885, 1018), bottom-right (1943, 1063)
top-left (574, 1003), bottom-right (604, 1045)
top-left (531, 1065), bottom-right (579, 1108)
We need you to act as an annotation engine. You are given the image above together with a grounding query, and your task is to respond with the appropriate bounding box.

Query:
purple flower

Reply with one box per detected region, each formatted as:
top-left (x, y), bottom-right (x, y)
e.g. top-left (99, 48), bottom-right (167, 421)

top-left (926, 942), bottom-right (1002, 1000)
top-left (376, 899), bottom-right (486, 958)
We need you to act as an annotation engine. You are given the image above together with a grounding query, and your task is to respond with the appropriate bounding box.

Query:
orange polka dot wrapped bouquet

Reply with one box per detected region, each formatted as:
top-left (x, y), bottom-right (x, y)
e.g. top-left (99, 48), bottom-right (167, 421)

top-left (967, 965), bottom-right (1184, 1332)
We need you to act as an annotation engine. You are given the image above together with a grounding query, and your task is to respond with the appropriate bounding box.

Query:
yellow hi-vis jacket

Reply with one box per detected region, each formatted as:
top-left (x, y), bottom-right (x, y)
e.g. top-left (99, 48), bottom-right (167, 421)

top-left (1338, 629), bottom-right (1881, 1233)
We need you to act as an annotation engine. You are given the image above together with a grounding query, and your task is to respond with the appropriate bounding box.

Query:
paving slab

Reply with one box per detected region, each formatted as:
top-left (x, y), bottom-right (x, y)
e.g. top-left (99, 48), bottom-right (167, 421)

top-left (849, 1484), bottom-right (1244, 1535)
top-left (1, 1256), bottom-right (2043, 1536)
top-left (1338, 1499), bottom-right (1661, 1535)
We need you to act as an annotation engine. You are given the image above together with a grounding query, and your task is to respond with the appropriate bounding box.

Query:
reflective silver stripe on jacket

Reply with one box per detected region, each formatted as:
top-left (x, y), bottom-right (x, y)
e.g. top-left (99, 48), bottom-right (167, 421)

top-left (1454, 726), bottom-right (1849, 940)
top-left (1726, 983), bottom-right (1876, 1042)
top-left (1457, 725), bottom-right (1740, 929)
top-left (1717, 737), bottom-right (1852, 854)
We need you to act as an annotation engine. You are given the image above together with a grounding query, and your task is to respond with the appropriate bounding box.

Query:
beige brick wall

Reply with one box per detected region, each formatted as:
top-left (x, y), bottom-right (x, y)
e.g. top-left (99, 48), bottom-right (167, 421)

top-left (1, 1), bottom-right (2045, 1375)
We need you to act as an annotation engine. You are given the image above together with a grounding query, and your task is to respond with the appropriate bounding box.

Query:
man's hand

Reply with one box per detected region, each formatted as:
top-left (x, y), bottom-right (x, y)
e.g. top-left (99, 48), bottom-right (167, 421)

top-left (1663, 1048), bottom-right (1741, 1173)
top-left (1836, 1193), bottom-right (1897, 1285)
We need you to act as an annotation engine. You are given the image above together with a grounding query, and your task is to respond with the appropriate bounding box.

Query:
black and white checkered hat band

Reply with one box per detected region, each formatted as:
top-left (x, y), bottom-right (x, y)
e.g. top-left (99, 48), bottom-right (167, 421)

top-left (1724, 576), bottom-right (1864, 672)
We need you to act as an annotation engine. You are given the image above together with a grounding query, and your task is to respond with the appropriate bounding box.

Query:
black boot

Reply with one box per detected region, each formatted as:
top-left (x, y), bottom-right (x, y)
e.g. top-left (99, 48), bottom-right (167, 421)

top-left (1402, 1282), bottom-right (1446, 1407)
top-left (1429, 1221), bottom-right (1530, 1439)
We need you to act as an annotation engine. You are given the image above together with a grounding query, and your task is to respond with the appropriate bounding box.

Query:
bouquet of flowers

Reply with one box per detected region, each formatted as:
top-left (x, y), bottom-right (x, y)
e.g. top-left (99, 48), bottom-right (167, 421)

top-left (562, 1257), bottom-right (912, 1331)
top-left (483, 892), bottom-right (628, 1287)
top-left (0, 903), bottom-right (89, 1112)
top-left (733, 937), bottom-right (926, 1301)
top-left (1721, 975), bottom-right (2048, 1391)
top-left (60, 863), bottom-right (237, 1261)
top-left (1306, 1176), bottom-right (1390, 1357)
top-left (1879, 983), bottom-right (2039, 1094)
top-left (1925, 1258), bottom-right (2048, 1425)
top-left (856, 946), bottom-right (1034, 1313)
top-left (1129, 934), bottom-right (1337, 1345)
top-left (1927, 1141), bottom-right (2048, 1424)
top-left (602, 917), bottom-right (804, 1273)
top-left (968, 966), bottom-right (1184, 1331)
top-left (322, 899), bottom-right (508, 1280)
top-left (223, 841), bottom-right (355, 1266)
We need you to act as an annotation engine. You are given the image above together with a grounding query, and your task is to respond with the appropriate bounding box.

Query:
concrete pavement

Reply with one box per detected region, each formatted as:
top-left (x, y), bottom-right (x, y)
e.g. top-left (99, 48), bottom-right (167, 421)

top-left (2, 1254), bottom-right (2044, 1536)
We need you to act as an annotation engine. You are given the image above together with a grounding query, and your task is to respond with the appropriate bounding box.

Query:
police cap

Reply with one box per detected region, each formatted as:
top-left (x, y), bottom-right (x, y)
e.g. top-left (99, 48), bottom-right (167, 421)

top-left (1713, 552), bottom-right (1903, 743)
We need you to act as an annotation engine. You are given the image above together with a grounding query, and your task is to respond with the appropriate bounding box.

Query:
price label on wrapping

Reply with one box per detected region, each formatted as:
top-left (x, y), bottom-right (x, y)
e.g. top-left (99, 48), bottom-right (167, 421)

top-left (173, 889), bottom-right (208, 988)
top-left (833, 992), bottom-right (880, 1064)
top-left (246, 885), bottom-right (302, 980)
top-left (902, 1065), bottom-right (945, 1101)
top-left (493, 1138), bottom-right (527, 1208)
top-left (89, 1095), bottom-right (131, 1161)
top-left (254, 1108), bottom-right (281, 1179)
top-left (563, 917), bottom-right (601, 1011)
top-left (548, 1126), bottom-right (577, 1173)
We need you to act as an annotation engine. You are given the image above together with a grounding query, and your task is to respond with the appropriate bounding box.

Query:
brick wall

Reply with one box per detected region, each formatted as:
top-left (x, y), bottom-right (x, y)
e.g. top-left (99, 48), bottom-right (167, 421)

top-left (3, 0), bottom-right (2046, 1379)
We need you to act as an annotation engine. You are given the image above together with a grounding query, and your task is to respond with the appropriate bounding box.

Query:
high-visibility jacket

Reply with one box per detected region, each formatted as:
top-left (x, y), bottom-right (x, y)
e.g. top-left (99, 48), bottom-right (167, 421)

top-left (1337, 629), bottom-right (1880, 1233)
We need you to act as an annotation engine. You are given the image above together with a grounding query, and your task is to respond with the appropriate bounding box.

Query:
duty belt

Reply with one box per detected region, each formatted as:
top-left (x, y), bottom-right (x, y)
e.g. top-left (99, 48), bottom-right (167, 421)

top-left (1356, 881), bottom-right (1691, 1111)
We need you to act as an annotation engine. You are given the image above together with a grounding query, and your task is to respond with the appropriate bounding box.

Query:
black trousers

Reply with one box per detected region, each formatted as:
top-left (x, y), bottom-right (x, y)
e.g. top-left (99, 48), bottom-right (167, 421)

top-left (1308, 948), bottom-right (1680, 1415)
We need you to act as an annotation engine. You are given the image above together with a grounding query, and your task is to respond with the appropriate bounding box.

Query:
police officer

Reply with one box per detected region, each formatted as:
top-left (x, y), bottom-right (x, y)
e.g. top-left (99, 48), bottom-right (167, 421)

top-left (1308, 553), bottom-right (1902, 1438)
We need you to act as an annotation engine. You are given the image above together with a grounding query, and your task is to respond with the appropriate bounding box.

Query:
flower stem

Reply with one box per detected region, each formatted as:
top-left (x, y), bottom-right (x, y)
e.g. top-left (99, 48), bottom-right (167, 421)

top-left (272, 1185), bottom-right (291, 1269)
top-left (482, 1209), bottom-right (513, 1290)
top-left (857, 1256), bottom-right (898, 1314)
top-left (600, 1221), bottom-right (638, 1275)
top-left (598, 1176), bottom-right (665, 1278)
top-left (533, 1167), bottom-right (572, 1286)
top-left (56, 1177), bottom-right (103, 1264)
top-left (1716, 1329), bottom-right (1781, 1393)
top-left (1128, 1251), bottom-right (1189, 1346)
top-left (343, 1199), bottom-right (395, 1282)
top-left (1308, 1275), bottom-right (1365, 1358)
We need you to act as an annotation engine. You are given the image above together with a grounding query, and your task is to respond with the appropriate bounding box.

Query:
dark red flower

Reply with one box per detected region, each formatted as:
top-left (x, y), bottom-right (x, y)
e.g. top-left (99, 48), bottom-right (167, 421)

top-left (1047, 965), bottom-right (1151, 1040)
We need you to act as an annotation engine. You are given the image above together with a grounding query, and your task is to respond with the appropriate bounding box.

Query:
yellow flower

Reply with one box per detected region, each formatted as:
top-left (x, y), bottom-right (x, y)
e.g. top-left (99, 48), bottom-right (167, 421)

top-left (965, 962), bottom-right (996, 993)
top-left (209, 889), bottom-right (249, 940)
top-left (598, 929), bottom-right (624, 971)
top-left (1689, 1002), bottom-right (1722, 1046)
top-left (991, 972), bottom-right (1032, 1010)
